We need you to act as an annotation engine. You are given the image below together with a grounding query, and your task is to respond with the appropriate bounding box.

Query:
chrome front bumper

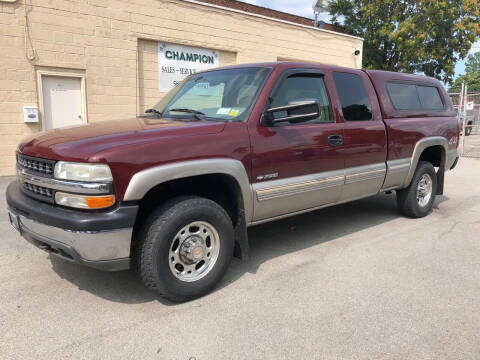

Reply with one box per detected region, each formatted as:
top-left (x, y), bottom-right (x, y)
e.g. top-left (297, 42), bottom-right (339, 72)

top-left (8, 208), bottom-right (132, 271)
top-left (6, 180), bottom-right (138, 271)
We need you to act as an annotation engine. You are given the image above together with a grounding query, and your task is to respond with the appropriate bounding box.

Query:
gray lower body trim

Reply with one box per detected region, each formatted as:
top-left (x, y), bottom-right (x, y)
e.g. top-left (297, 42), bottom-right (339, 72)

top-left (249, 201), bottom-right (339, 226)
top-left (381, 158), bottom-right (411, 191)
top-left (446, 149), bottom-right (458, 170)
top-left (248, 190), bottom-right (385, 227)
top-left (256, 175), bottom-right (344, 201)
top-left (341, 163), bottom-right (386, 201)
top-left (250, 138), bottom-right (455, 225)
top-left (10, 210), bottom-right (132, 263)
top-left (381, 146), bottom-right (458, 191)
top-left (252, 169), bottom-right (345, 221)
top-left (252, 163), bottom-right (388, 223)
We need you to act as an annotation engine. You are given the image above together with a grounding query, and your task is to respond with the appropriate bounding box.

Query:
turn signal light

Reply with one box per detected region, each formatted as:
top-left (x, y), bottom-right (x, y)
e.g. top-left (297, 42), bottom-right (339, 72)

top-left (86, 195), bottom-right (115, 209)
top-left (55, 192), bottom-right (115, 210)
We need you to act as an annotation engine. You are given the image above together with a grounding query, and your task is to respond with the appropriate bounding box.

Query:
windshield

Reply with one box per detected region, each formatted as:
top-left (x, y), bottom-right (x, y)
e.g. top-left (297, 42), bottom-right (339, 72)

top-left (150, 67), bottom-right (271, 122)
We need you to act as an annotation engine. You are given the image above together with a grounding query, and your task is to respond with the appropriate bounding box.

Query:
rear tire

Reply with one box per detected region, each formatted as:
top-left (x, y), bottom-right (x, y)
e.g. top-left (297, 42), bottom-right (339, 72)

top-left (396, 161), bottom-right (437, 218)
top-left (138, 196), bottom-right (234, 302)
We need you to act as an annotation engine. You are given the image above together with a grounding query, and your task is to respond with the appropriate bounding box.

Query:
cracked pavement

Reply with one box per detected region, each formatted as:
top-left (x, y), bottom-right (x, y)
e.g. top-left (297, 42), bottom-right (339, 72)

top-left (1, 157), bottom-right (480, 360)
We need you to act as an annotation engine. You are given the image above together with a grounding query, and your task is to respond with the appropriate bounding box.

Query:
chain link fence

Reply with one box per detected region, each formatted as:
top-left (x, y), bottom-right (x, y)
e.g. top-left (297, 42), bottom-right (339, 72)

top-left (449, 90), bottom-right (480, 158)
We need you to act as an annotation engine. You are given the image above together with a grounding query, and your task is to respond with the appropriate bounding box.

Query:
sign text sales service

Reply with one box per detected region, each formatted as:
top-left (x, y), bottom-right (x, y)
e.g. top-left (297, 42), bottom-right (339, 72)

top-left (158, 43), bottom-right (219, 92)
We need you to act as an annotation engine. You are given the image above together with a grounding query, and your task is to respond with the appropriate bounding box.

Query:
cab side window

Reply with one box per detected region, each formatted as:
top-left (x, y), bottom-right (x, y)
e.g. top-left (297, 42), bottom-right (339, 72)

top-left (270, 74), bottom-right (332, 125)
top-left (333, 72), bottom-right (373, 121)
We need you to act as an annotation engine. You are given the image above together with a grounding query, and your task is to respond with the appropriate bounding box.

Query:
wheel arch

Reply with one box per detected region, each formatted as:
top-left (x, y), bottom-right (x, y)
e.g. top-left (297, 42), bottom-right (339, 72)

top-left (125, 159), bottom-right (253, 261)
top-left (403, 136), bottom-right (448, 187)
top-left (134, 173), bottom-right (245, 226)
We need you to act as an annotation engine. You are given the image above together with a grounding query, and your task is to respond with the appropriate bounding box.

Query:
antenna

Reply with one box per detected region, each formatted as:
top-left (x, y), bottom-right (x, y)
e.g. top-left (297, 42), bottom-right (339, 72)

top-left (312, 0), bottom-right (330, 27)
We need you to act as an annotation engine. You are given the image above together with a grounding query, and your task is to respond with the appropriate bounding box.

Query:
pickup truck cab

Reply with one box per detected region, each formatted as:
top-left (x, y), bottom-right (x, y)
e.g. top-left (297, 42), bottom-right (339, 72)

top-left (7, 62), bottom-right (460, 301)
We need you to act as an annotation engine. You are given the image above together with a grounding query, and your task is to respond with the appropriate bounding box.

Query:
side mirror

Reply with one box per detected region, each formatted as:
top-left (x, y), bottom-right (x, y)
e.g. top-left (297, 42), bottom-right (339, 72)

top-left (263, 100), bottom-right (320, 126)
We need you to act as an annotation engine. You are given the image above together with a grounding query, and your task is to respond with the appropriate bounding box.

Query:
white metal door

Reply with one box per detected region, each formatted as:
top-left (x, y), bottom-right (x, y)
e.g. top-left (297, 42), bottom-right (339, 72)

top-left (42, 76), bottom-right (84, 130)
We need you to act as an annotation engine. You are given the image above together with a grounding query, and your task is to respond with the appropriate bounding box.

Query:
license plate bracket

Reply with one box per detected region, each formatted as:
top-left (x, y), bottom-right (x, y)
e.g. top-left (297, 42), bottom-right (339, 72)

top-left (8, 211), bottom-right (22, 234)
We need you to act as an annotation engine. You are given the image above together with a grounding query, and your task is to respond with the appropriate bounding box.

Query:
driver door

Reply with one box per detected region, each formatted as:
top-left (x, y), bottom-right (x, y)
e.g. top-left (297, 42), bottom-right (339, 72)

top-left (249, 69), bottom-right (345, 222)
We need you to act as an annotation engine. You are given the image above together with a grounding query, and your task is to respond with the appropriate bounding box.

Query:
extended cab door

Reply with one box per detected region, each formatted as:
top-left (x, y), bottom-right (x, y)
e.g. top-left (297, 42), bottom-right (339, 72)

top-left (248, 68), bottom-right (345, 222)
top-left (331, 71), bottom-right (388, 202)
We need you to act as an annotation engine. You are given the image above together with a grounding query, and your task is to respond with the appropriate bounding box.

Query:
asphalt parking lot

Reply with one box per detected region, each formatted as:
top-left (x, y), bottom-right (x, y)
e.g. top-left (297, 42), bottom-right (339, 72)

top-left (1, 158), bottom-right (480, 360)
top-left (463, 132), bottom-right (480, 158)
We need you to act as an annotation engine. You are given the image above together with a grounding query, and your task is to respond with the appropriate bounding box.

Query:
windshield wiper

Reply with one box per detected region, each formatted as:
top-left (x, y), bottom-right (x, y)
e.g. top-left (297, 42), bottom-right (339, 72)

top-left (169, 108), bottom-right (205, 121)
top-left (145, 108), bottom-right (162, 117)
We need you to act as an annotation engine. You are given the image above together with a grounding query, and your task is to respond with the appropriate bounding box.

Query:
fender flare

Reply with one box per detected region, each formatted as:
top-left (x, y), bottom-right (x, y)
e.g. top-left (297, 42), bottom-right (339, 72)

top-left (123, 158), bottom-right (254, 223)
top-left (403, 136), bottom-right (448, 187)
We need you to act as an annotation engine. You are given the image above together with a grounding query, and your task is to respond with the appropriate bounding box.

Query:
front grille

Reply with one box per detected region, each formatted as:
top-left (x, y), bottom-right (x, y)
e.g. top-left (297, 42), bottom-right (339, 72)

top-left (17, 154), bottom-right (55, 176)
top-left (17, 153), bottom-right (57, 203)
top-left (21, 182), bottom-right (55, 203)
top-left (22, 182), bottom-right (53, 197)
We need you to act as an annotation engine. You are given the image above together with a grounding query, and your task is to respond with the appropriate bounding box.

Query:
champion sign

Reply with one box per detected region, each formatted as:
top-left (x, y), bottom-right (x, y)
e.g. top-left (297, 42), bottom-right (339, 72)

top-left (165, 51), bottom-right (215, 64)
top-left (158, 43), bottom-right (219, 92)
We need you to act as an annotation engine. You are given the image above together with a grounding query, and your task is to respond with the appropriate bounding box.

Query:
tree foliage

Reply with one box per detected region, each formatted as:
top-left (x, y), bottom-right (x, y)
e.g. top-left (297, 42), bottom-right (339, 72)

top-left (329, 0), bottom-right (480, 83)
top-left (449, 52), bottom-right (480, 91)
top-left (465, 51), bottom-right (480, 73)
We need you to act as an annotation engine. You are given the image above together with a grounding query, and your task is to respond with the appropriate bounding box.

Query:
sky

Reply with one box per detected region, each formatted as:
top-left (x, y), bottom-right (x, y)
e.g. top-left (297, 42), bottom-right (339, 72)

top-left (243, 0), bottom-right (319, 19)
top-left (242, 0), bottom-right (478, 79)
top-left (455, 42), bottom-right (480, 76)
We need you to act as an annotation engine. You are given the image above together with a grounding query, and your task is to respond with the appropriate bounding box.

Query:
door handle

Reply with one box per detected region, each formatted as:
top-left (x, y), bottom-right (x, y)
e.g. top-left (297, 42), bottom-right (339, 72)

top-left (328, 134), bottom-right (343, 147)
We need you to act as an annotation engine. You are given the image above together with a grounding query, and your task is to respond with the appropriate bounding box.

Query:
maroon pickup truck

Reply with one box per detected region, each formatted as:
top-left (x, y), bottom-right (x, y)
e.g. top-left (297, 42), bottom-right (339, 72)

top-left (7, 62), bottom-right (460, 301)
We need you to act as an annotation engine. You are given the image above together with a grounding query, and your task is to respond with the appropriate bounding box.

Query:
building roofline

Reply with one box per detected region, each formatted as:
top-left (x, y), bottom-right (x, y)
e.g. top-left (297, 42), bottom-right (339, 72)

top-left (181, 0), bottom-right (364, 42)
top-left (193, 0), bottom-right (342, 32)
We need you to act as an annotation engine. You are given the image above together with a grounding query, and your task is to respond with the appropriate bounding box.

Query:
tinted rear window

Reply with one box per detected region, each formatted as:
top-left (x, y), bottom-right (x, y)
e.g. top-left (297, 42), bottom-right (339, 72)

top-left (333, 72), bottom-right (372, 121)
top-left (387, 82), bottom-right (444, 111)
top-left (417, 85), bottom-right (444, 110)
top-left (387, 83), bottom-right (421, 110)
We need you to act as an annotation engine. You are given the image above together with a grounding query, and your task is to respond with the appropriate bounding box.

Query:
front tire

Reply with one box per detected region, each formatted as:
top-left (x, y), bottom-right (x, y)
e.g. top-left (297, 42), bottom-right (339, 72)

top-left (138, 196), bottom-right (234, 302)
top-left (396, 161), bottom-right (437, 218)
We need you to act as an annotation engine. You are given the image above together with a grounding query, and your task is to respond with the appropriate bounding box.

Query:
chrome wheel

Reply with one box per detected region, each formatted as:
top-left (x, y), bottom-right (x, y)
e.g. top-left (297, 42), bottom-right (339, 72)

top-left (168, 221), bottom-right (220, 282)
top-left (416, 174), bottom-right (433, 207)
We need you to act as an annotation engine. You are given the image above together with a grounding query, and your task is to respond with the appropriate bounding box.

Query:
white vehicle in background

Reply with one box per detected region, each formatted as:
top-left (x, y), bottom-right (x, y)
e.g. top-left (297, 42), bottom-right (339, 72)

top-left (459, 113), bottom-right (474, 136)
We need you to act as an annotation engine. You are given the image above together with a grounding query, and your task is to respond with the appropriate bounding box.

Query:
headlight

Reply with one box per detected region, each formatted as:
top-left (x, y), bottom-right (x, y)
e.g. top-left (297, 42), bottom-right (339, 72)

top-left (55, 192), bottom-right (115, 209)
top-left (54, 162), bottom-right (112, 182)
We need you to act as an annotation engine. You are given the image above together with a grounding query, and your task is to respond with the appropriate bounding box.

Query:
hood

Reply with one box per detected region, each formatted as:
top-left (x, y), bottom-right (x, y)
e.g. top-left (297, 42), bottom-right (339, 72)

top-left (19, 117), bottom-right (226, 162)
